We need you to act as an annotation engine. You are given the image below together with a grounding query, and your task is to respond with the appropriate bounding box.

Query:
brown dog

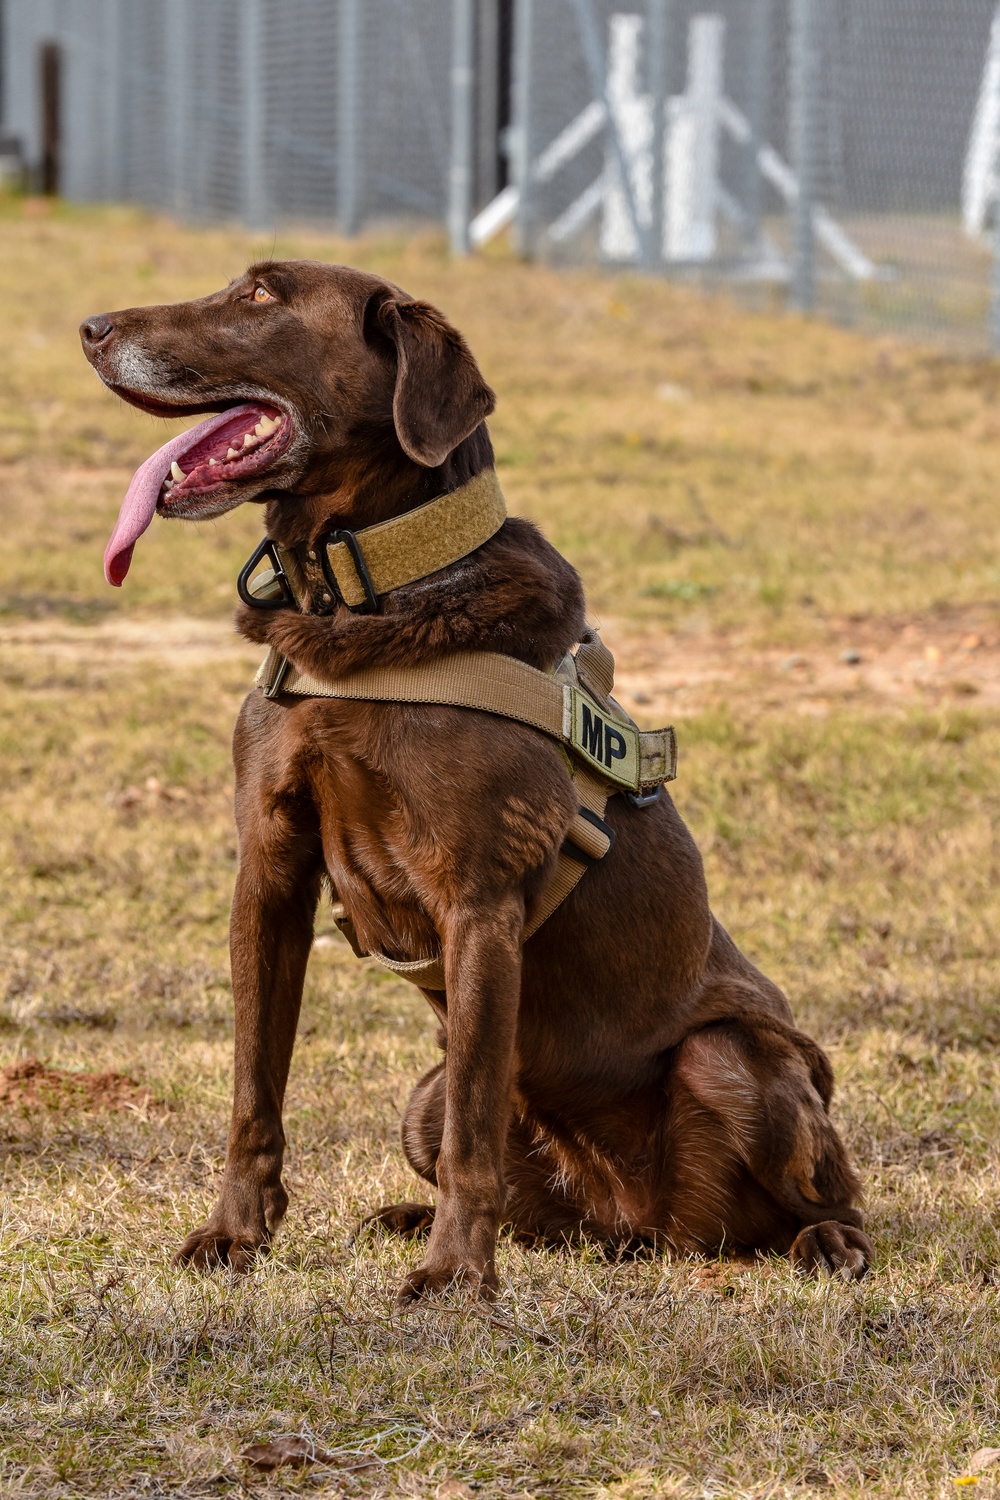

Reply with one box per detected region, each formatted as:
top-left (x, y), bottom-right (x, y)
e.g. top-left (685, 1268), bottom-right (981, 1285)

top-left (80, 261), bottom-right (872, 1300)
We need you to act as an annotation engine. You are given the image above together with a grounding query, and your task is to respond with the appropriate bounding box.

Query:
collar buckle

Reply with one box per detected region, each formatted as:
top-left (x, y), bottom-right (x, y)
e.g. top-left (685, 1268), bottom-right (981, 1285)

top-left (319, 528), bottom-right (380, 614)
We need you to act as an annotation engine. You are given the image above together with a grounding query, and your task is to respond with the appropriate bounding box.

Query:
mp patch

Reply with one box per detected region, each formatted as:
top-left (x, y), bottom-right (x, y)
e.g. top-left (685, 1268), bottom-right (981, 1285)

top-left (565, 686), bottom-right (641, 789)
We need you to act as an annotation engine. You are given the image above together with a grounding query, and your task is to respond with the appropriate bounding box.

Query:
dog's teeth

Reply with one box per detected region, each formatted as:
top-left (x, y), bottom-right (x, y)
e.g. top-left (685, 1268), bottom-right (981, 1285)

top-left (243, 432), bottom-right (255, 448)
top-left (170, 461), bottom-right (186, 481)
top-left (257, 414), bottom-right (280, 435)
top-left (226, 447), bottom-right (240, 460)
top-left (254, 421), bottom-right (269, 437)
top-left (209, 457), bottom-right (219, 465)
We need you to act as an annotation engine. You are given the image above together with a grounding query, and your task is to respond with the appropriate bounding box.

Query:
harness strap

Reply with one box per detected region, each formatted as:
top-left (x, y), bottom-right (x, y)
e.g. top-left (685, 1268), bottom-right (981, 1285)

top-left (240, 470), bottom-right (675, 994)
top-left (254, 628), bottom-right (675, 994)
top-left (255, 633), bottom-right (677, 792)
top-left (573, 628), bottom-right (616, 701)
top-left (521, 761), bottom-right (611, 937)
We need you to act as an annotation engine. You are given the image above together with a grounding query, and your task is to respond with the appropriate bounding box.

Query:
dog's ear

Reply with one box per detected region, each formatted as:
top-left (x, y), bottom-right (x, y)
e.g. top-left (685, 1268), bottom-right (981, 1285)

top-left (370, 295), bottom-right (496, 467)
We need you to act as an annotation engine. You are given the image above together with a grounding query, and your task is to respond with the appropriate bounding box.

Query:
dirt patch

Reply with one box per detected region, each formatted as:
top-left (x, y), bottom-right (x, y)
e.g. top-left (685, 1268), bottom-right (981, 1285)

top-left (0, 614), bottom-right (260, 669)
top-left (4, 608), bottom-right (1000, 713)
top-left (0, 1058), bottom-right (154, 1113)
top-left (604, 605), bottom-right (1000, 718)
top-left (685, 1260), bottom-right (756, 1295)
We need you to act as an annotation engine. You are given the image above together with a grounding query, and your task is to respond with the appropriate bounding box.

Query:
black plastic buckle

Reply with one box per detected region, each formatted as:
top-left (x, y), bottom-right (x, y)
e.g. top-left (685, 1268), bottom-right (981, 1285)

top-left (319, 529), bottom-right (380, 614)
top-left (560, 806), bottom-right (616, 866)
top-left (627, 784), bottom-right (662, 808)
top-left (237, 537), bottom-right (295, 610)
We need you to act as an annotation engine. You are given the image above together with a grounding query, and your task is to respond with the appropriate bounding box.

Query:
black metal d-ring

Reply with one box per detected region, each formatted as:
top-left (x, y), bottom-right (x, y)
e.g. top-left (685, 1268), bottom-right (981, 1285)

top-left (237, 537), bottom-right (295, 609)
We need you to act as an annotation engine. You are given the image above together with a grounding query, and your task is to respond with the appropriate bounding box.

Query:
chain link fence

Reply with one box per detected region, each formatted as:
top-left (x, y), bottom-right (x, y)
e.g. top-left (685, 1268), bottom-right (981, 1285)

top-left (497, 0), bottom-right (1000, 351)
top-left (1, 0), bottom-right (455, 229)
top-left (4, 0), bottom-right (1000, 352)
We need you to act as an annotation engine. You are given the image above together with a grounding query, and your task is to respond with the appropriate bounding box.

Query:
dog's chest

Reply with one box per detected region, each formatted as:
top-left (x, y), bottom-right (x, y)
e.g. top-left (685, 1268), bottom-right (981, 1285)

top-left (302, 696), bottom-right (572, 941)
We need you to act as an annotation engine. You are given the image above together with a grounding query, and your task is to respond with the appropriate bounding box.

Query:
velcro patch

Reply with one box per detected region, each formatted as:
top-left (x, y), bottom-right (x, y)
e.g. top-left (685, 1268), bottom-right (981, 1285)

top-left (565, 686), bottom-right (641, 789)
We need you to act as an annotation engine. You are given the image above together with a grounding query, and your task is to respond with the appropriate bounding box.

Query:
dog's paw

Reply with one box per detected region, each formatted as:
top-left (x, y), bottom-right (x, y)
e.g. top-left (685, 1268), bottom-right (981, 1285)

top-left (174, 1224), bottom-right (268, 1274)
top-left (789, 1220), bottom-right (872, 1280)
top-left (353, 1201), bottom-right (436, 1244)
top-left (396, 1259), bottom-right (498, 1307)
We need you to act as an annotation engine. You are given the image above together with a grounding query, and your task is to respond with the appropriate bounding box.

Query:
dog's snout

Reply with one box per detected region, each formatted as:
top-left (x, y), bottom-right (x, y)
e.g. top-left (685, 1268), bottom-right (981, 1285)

top-left (80, 313), bottom-right (115, 350)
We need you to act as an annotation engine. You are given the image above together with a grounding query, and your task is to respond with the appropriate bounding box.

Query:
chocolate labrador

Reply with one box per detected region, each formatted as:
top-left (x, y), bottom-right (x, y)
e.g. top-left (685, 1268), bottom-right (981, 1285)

top-left (80, 261), bottom-right (872, 1300)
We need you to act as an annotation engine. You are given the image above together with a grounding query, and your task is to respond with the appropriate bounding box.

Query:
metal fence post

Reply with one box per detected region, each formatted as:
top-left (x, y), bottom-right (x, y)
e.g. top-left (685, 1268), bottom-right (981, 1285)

top-left (993, 174), bottom-right (1000, 354)
top-left (104, 0), bottom-right (127, 201)
top-left (645, 0), bottom-right (672, 272)
top-left (789, 0), bottom-right (819, 311)
top-left (570, 0), bottom-right (650, 266)
top-left (988, 53), bottom-right (1000, 354)
top-left (743, 0), bottom-right (772, 260)
top-left (448, 0), bottom-right (475, 254)
top-left (338, 0), bottom-right (361, 234)
top-left (511, 0), bottom-right (536, 256)
top-left (166, 0), bottom-right (190, 219)
top-left (241, 0), bottom-right (267, 229)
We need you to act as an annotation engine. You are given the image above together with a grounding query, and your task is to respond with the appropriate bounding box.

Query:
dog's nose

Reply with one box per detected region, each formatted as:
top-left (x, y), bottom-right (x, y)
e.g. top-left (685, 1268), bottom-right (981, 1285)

top-left (80, 313), bottom-right (115, 348)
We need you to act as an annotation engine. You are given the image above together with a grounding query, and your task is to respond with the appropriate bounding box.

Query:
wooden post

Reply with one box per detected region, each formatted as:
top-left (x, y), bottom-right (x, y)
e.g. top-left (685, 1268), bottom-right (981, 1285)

top-left (570, 0), bottom-right (649, 265)
top-left (40, 42), bottom-right (61, 195)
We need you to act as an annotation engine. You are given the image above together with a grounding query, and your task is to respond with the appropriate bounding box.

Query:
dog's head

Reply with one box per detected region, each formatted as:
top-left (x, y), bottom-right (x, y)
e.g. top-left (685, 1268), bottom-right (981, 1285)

top-left (80, 260), bottom-right (496, 584)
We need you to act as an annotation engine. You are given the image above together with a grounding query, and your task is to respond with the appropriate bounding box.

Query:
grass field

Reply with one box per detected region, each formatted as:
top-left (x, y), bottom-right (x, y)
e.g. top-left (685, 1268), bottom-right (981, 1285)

top-left (1, 196), bottom-right (1000, 1499)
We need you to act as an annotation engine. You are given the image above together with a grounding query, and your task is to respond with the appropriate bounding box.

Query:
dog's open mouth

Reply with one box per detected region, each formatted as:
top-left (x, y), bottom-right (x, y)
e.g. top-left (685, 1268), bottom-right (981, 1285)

top-left (103, 399), bottom-right (292, 586)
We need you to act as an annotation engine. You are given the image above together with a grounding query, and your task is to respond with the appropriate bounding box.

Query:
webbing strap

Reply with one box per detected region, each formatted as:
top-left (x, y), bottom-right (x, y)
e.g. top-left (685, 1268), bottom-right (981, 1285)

top-left (573, 630), bottom-right (615, 701)
top-left (354, 945), bottom-right (447, 992)
top-left (259, 645), bottom-right (562, 726)
top-left (323, 468), bottom-right (507, 608)
top-left (520, 764), bottom-right (610, 942)
top-left (255, 636), bottom-right (677, 793)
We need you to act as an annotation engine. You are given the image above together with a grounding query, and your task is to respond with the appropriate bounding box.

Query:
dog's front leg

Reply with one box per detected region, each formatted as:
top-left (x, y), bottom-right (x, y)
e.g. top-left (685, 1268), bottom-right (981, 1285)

top-left (398, 898), bottom-right (522, 1304)
top-left (176, 826), bottom-right (321, 1273)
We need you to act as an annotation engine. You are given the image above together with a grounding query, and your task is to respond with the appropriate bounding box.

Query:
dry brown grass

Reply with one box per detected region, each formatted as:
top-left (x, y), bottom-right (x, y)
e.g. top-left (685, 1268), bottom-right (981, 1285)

top-left (1, 196), bottom-right (999, 1498)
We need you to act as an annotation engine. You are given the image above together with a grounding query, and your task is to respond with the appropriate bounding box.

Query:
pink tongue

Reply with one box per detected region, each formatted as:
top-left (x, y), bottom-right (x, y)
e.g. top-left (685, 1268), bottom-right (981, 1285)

top-left (104, 404), bottom-right (261, 586)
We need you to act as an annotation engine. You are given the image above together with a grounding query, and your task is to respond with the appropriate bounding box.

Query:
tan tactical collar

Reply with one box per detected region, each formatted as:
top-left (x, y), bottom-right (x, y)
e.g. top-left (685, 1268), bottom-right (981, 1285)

top-left (238, 467), bottom-right (507, 615)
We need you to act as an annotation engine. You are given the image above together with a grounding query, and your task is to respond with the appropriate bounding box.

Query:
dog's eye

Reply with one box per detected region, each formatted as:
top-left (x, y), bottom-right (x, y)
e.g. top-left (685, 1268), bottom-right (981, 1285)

top-left (252, 285), bottom-right (273, 304)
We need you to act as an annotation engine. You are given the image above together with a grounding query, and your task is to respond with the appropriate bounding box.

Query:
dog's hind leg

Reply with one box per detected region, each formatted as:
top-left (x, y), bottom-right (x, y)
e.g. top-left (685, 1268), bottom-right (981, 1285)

top-left (357, 1060), bottom-right (444, 1240)
top-left (362, 1060), bottom-right (596, 1249)
top-left (668, 1016), bottom-right (872, 1277)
